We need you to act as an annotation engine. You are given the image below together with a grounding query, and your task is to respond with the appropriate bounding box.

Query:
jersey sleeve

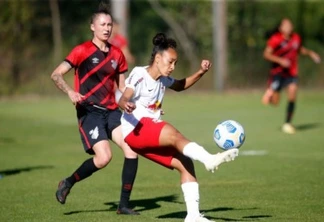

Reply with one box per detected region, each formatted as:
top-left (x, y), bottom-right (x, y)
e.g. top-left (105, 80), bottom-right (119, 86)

top-left (160, 76), bottom-right (175, 88)
top-left (116, 47), bottom-right (128, 74)
top-left (267, 34), bottom-right (280, 49)
top-left (125, 67), bottom-right (143, 98)
top-left (65, 45), bottom-right (82, 68)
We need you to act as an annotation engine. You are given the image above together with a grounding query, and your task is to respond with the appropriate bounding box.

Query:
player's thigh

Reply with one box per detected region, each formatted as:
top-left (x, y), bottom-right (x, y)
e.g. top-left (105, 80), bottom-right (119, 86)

top-left (112, 125), bottom-right (137, 158)
top-left (159, 123), bottom-right (190, 148)
top-left (77, 106), bottom-right (109, 154)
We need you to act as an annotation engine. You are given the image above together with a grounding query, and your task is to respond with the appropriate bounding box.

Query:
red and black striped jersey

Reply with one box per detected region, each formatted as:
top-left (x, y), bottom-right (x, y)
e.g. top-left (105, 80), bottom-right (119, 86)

top-left (65, 41), bottom-right (127, 109)
top-left (267, 32), bottom-right (302, 77)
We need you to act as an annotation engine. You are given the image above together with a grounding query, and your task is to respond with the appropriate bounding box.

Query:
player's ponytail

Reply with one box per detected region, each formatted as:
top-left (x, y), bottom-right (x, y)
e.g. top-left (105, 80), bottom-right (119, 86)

top-left (149, 33), bottom-right (177, 65)
top-left (90, 1), bottom-right (112, 24)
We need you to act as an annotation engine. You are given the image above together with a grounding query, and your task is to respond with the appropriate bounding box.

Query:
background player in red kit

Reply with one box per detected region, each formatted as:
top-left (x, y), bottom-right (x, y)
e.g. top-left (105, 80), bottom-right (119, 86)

top-left (50, 5), bottom-right (139, 215)
top-left (262, 18), bottom-right (321, 134)
top-left (109, 21), bottom-right (135, 66)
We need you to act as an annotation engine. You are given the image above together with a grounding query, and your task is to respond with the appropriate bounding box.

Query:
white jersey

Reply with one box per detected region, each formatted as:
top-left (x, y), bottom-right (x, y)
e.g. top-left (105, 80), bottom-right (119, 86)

top-left (121, 66), bottom-right (175, 138)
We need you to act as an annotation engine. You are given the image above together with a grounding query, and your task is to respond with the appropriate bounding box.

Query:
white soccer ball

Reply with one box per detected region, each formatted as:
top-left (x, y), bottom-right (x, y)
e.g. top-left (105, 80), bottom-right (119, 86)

top-left (213, 120), bottom-right (245, 150)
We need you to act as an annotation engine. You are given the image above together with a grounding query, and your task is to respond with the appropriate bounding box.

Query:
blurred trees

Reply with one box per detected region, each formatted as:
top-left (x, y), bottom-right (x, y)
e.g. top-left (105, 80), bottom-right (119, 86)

top-left (0, 0), bottom-right (323, 95)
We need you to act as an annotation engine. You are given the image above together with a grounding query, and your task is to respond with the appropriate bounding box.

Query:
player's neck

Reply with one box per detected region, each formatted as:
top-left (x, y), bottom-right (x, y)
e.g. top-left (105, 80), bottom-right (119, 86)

top-left (146, 66), bottom-right (161, 80)
top-left (92, 38), bottom-right (109, 52)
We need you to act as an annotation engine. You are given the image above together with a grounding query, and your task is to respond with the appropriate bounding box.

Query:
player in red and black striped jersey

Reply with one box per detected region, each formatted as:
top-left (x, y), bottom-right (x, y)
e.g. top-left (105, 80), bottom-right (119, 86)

top-left (51, 5), bottom-right (139, 215)
top-left (262, 18), bottom-right (321, 134)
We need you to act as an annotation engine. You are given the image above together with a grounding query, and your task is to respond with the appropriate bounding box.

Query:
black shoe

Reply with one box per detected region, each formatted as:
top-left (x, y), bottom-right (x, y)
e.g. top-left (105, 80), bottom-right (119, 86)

top-left (55, 179), bottom-right (72, 204)
top-left (117, 207), bottom-right (140, 215)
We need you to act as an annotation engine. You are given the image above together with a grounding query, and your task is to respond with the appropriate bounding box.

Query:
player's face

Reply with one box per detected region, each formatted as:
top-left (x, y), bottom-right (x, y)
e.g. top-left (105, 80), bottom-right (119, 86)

top-left (279, 19), bottom-right (293, 36)
top-left (156, 48), bottom-right (178, 76)
top-left (91, 13), bottom-right (113, 42)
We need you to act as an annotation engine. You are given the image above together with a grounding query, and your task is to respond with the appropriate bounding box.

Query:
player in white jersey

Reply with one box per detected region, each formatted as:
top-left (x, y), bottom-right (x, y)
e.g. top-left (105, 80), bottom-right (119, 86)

top-left (118, 33), bottom-right (239, 222)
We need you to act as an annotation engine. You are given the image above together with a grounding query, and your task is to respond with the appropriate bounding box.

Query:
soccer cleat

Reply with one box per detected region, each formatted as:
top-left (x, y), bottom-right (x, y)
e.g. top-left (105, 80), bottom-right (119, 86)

top-left (205, 148), bottom-right (239, 173)
top-left (185, 214), bottom-right (215, 222)
top-left (282, 123), bottom-right (296, 134)
top-left (116, 206), bottom-right (140, 215)
top-left (55, 179), bottom-right (72, 204)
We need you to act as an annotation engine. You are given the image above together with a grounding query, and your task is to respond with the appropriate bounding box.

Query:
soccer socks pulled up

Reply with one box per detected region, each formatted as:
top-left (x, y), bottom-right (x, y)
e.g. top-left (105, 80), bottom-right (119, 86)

top-left (286, 101), bottom-right (295, 123)
top-left (66, 158), bottom-right (99, 186)
top-left (182, 182), bottom-right (200, 219)
top-left (183, 142), bottom-right (212, 164)
top-left (118, 158), bottom-right (138, 208)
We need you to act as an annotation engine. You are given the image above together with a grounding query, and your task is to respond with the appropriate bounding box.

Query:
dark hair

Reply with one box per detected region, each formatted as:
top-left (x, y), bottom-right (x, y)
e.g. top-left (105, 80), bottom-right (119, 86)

top-left (149, 33), bottom-right (177, 65)
top-left (265, 17), bottom-right (292, 39)
top-left (90, 1), bottom-right (112, 24)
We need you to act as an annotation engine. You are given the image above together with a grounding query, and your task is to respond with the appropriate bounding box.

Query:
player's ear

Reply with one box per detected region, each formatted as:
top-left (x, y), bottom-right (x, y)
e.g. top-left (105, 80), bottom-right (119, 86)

top-left (90, 24), bottom-right (95, 32)
top-left (155, 53), bottom-right (161, 65)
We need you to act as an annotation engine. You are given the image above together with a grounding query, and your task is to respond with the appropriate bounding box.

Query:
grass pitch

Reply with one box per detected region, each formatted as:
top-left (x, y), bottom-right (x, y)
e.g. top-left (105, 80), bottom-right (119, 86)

top-left (0, 90), bottom-right (323, 222)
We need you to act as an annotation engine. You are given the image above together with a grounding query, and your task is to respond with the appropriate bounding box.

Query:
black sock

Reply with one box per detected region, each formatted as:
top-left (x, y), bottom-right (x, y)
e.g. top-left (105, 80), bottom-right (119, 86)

top-left (286, 101), bottom-right (295, 123)
top-left (66, 158), bottom-right (99, 186)
top-left (118, 158), bottom-right (138, 208)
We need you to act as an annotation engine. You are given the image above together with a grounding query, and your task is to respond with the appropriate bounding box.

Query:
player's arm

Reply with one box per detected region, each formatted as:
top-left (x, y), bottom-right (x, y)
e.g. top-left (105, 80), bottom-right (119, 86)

top-left (116, 72), bottom-right (126, 92)
top-left (169, 60), bottom-right (211, 92)
top-left (118, 87), bottom-right (136, 114)
top-left (300, 46), bottom-right (321, 64)
top-left (263, 46), bottom-right (290, 68)
top-left (51, 61), bottom-right (84, 104)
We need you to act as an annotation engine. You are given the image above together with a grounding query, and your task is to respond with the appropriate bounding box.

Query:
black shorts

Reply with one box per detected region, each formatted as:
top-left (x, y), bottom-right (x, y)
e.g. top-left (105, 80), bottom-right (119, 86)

top-left (268, 75), bottom-right (298, 92)
top-left (76, 104), bottom-right (122, 154)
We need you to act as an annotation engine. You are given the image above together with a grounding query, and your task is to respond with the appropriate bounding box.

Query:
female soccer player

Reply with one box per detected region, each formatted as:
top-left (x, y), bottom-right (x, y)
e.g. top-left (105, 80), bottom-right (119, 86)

top-left (50, 5), bottom-right (139, 215)
top-left (118, 33), bottom-right (239, 222)
top-left (262, 18), bottom-right (321, 134)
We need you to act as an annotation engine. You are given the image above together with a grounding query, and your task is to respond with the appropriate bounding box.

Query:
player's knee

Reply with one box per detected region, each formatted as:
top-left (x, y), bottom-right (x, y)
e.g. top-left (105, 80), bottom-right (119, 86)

top-left (95, 153), bottom-right (112, 168)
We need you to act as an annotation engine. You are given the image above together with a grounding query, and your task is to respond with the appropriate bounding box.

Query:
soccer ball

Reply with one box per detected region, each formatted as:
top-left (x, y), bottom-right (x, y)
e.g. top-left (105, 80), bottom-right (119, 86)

top-left (213, 120), bottom-right (245, 150)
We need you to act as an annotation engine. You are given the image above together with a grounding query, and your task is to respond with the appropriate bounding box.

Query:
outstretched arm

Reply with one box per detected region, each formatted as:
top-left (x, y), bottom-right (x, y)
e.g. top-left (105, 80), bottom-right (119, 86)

top-left (51, 61), bottom-right (84, 104)
top-left (300, 46), bottom-right (321, 64)
top-left (169, 60), bottom-right (212, 92)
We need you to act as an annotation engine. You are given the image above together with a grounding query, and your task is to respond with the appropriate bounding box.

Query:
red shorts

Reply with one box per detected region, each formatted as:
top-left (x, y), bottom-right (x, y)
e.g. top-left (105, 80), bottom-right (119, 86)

top-left (125, 117), bottom-right (177, 169)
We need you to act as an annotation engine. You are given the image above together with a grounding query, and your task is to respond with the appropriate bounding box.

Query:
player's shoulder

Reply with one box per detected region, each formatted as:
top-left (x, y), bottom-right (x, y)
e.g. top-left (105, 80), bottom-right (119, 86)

top-left (130, 66), bottom-right (147, 76)
top-left (71, 41), bottom-right (94, 53)
top-left (269, 32), bottom-right (282, 41)
top-left (109, 43), bottom-right (124, 55)
top-left (291, 33), bottom-right (301, 41)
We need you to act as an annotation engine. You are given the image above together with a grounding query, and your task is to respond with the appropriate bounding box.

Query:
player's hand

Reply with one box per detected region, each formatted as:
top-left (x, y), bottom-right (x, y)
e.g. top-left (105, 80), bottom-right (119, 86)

top-left (68, 90), bottom-right (85, 105)
top-left (125, 102), bottom-right (136, 114)
top-left (160, 109), bottom-right (165, 115)
top-left (200, 60), bottom-right (212, 73)
top-left (310, 51), bottom-right (321, 64)
top-left (279, 58), bottom-right (291, 68)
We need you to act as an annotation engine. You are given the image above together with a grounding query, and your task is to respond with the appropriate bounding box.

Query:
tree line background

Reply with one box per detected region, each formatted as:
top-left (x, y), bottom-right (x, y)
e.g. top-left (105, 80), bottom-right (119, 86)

top-left (0, 0), bottom-right (323, 95)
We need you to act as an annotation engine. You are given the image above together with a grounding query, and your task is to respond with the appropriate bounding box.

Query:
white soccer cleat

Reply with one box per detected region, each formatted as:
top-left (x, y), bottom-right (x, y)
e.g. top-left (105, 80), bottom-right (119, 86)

top-left (185, 214), bottom-right (215, 222)
top-left (205, 148), bottom-right (239, 173)
top-left (282, 123), bottom-right (296, 134)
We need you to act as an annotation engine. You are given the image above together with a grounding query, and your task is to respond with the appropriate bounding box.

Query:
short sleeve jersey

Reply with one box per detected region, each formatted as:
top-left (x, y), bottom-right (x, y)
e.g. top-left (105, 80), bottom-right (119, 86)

top-left (65, 41), bottom-right (127, 109)
top-left (267, 32), bottom-right (302, 77)
top-left (120, 66), bottom-right (175, 137)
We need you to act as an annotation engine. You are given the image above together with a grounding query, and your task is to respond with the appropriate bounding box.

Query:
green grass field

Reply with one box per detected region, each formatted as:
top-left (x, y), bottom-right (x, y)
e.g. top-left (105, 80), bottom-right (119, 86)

top-left (1, 90), bottom-right (323, 222)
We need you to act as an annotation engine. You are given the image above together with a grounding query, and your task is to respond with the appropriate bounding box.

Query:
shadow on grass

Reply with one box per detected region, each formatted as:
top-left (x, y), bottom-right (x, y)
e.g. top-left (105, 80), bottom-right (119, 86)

top-left (0, 136), bottom-right (16, 144)
top-left (0, 165), bottom-right (54, 177)
top-left (64, 194), bottom-right (180, 215)
top-left (295, 122), bottom-right (321, 131)
top-left (158, 207), bottom-right (272, 221)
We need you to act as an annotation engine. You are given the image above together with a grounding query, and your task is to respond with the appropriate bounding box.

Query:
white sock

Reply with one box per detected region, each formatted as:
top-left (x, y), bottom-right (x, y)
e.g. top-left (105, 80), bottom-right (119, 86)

top-left (182, 182), bottom-right (200, 219)
top-left (183, 142), bottom-right (212, 164)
